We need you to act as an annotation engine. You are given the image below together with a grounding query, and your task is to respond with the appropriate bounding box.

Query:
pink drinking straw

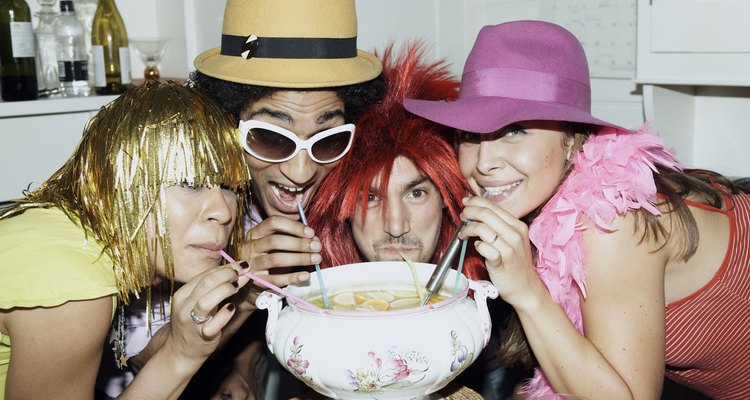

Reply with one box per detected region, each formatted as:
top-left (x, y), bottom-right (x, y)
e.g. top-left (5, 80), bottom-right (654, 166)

top-left (219, 250), bottom-right (319, 311)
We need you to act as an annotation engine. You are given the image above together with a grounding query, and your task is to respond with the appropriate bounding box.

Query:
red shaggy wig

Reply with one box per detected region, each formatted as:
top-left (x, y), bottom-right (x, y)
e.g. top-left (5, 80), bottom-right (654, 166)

top-left (307, 42), bottom-right (487, 281)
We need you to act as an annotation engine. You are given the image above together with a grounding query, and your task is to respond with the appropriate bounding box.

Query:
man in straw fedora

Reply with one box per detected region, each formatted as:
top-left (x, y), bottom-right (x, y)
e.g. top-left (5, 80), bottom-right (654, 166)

top-left (193, 0), bottom-right (385, 398)
top-left (96, 0), bottom-right (385, 399)
top-left (191, 0), bottom-right (384, 282)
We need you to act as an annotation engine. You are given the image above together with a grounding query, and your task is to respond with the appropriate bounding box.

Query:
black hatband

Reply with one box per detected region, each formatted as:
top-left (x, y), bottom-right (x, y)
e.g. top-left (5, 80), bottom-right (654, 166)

top-left (221, 35), bottom-right (357, 59)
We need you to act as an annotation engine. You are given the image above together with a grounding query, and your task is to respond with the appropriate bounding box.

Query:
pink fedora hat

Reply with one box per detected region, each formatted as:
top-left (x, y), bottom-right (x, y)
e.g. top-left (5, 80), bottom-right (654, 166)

top-left (404, 20), bottom-right (625, 133)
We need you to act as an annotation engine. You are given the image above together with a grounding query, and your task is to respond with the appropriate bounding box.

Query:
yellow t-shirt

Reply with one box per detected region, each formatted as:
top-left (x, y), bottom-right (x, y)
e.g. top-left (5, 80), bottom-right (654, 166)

top-left (0, 207), bottom-right (117, 397)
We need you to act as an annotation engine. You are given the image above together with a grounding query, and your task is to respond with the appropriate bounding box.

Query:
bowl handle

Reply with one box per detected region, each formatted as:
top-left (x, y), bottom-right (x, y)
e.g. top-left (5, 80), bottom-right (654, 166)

top-left (255, 290), bottom-right (283, 354)
top-left (468, 279), bottom-right (500, 346)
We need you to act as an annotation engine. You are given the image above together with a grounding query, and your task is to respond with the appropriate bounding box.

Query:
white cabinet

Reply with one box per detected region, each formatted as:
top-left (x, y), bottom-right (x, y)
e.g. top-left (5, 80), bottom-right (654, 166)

top-left (1, 0), bottom-right (206, 201)
top-left (0, 96), bottom-right (118, 201)
top-left (637, 0), bottom-right (750, 86)
top-left (636, 0), bottom-right (750, 177)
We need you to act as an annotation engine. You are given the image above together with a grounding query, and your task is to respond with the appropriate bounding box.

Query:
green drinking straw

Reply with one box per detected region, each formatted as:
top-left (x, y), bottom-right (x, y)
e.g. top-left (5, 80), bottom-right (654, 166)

top-left (453, 190), bottom-right (489, 294)
top-left (297, 200), bottom-right (330, 308)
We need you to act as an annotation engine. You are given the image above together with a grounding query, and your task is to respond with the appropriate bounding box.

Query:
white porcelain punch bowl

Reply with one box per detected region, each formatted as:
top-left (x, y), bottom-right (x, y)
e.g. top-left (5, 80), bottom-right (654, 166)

top-left (256, 261), bottom-right (499, 399)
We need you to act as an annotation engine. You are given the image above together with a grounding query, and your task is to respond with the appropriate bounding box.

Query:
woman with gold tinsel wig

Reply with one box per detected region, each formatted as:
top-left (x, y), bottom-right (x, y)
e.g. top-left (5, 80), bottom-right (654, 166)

top-left (0, 82), bottom-right (256, 399)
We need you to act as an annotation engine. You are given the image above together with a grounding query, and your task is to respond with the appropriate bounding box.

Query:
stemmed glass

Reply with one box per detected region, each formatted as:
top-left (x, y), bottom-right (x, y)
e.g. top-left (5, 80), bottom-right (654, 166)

top-left (129, 38), bottom-right (170, 81)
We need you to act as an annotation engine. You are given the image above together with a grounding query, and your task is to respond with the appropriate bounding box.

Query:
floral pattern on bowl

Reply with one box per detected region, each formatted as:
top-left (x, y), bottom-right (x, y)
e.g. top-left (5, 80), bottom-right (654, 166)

top-left (287, 336), bottom-right (313, 384)
top-left (347, 348), bottom-right (429, 394)
top-left (448, 330), bottom-right (474, 379)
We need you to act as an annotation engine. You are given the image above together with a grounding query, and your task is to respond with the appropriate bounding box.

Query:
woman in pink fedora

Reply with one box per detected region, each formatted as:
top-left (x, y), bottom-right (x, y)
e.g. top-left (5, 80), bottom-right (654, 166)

top-left (405, 20), bottom-right (750, 400)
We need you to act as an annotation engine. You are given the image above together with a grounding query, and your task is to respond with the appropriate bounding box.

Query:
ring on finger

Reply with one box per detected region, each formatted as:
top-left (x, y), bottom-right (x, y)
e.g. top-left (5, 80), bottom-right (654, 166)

top-left (489, 234), bottom-right (499, 247)
top-left (190, 309), bottom-right (211, 325)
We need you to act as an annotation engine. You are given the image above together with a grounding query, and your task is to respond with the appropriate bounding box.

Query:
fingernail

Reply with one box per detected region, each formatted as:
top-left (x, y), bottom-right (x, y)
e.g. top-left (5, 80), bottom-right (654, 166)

top-left (227, 303), bottom-right (235, 312)
top-left (303, 227), bottom-right (314, 237)
top-left (299, 272), bottom-right (310, 282)
top-left (240, 261), bottom-right (249, 269)
top-left (310, 240), bottom-right (322, 252)
top-left (232, 281), bottom-right (239, 288)
top-left (311, 254), bottom-right (322, 264)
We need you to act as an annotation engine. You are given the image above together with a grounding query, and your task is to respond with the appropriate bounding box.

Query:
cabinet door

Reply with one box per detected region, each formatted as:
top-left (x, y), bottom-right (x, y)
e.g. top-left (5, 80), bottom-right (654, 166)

top-left (0, 112), bottom-right (92, 201)
top-left (636, 0), bottom-right (750, 85)
top-left (651, 0), bottom-right (750, 53)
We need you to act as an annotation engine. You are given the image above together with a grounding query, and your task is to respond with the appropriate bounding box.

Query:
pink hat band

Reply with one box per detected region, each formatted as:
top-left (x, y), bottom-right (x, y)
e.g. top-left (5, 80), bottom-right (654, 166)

top-left (461, 67), bottom-right (591, 112)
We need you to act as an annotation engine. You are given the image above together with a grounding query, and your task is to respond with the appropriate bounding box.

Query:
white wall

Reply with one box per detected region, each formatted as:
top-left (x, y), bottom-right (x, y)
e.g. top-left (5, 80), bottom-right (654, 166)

top-left (356, 0), bottom-right (645, 130)
top-left (26, 0), bottom-right (643, 129)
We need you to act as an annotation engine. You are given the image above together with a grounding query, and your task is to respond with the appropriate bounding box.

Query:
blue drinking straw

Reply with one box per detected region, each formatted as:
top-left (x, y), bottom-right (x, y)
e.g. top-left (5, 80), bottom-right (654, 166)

top-left (297, 200), bottom-right (330, 308)
top-left (453, 190), bottom-right (489, 294)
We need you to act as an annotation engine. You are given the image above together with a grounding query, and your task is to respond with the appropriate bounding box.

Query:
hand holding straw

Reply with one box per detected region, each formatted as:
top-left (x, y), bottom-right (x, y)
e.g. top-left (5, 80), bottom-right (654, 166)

top-left (452, 190), bottom-right (490, 293)
top-left (219, 250), bottom-right (319, 311)
top-left (296, 200), bottom-right (330, 308)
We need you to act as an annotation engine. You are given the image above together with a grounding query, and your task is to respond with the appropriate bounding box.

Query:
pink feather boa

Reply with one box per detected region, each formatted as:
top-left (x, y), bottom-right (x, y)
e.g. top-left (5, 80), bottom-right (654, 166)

top-left (521, 125), bottom-right (681, 399)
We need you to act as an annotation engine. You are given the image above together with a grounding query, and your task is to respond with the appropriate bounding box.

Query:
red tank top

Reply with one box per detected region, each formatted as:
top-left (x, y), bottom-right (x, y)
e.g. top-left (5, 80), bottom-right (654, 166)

top-left (665, 191), bottom-right (750, 399)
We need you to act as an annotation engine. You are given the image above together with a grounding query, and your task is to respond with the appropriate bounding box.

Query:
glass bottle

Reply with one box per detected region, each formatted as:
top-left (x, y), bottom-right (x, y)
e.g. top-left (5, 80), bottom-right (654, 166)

top-left (33, 0), bottom-right (59, 96)
top-left (91, 0), bottom-right (130, 95)
top-left (74, 0), bottom-right (98, 89)
top-left (0, 0), bottom-right (39, 101)
top-left (54, 0), bottom-right (90, 96)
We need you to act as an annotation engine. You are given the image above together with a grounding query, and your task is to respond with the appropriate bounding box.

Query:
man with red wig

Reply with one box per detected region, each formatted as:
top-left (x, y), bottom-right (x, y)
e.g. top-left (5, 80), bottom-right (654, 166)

top-left (307, 43), bottom-right (517, 399)
top-left (307, 43), bottom-right (485, 281)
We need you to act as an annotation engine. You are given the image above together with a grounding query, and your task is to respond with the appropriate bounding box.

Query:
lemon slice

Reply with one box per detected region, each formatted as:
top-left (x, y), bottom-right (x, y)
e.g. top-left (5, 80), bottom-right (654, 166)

top-left (390, 298), bottom-right (421, 310)
top-left (426, 295), bottom-right (443, 305)
top-left (368, 292), bottom-right (395, 302)
top-left (361, 298), bottom-right (390, 311)
top-left (354, 293), bottom-right (371, 304)
top-left (386, 289), bottom-right (418, 298)
top-left (332, 292), bottom-right (356, 307)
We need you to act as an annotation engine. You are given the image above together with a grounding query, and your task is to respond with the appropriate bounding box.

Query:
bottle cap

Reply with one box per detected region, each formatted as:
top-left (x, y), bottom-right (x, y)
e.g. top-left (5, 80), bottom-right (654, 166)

top-left (60, 1), bottom-right (74, 12)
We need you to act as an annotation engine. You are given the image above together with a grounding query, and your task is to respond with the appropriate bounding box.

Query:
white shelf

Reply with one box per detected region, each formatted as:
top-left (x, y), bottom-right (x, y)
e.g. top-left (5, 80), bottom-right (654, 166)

top-left (0, 95), bottom-right (119, 118)
top-left (634, 79), bottom-right (750, 88)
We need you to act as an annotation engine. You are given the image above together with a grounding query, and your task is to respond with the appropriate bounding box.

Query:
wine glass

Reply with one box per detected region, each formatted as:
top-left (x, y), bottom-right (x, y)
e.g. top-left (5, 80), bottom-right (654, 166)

top-left (129, 38), bottom-right (170, 81)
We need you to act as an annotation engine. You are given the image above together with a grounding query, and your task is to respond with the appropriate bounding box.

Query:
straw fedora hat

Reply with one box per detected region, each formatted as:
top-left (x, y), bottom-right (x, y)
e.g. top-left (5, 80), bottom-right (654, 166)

top-left (194, 0), bottom-right (382, 88)
top-left (404, 20), bottom-right (625, 134)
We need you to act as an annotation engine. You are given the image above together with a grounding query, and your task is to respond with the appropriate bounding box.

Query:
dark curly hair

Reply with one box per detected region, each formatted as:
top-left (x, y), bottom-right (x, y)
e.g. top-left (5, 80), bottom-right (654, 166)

top-left (188, 70), bottom-right (385, 124)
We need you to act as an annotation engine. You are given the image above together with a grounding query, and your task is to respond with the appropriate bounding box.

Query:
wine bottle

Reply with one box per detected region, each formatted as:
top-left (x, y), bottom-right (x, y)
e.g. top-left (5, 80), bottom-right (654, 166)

top-left (91, 0), bottom-right (130, 95)
top-left (55, 0), bottom-right (90, 97)
top-left (0, 0), bottom-right (39, 101)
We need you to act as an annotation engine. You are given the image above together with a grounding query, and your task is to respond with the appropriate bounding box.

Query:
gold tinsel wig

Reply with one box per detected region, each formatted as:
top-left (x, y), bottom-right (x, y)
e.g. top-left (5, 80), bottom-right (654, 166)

top-left (1, 81), bottom-right (250, 301)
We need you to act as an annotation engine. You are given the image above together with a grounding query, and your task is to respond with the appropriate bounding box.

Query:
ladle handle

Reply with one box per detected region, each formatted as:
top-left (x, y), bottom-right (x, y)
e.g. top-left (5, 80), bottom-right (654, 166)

top-left (424, 221), bottom-right (466, 299)
top-left (255, 291), bottom-right (283, 353)
top-left (468, 279), bottom-right (499, 346)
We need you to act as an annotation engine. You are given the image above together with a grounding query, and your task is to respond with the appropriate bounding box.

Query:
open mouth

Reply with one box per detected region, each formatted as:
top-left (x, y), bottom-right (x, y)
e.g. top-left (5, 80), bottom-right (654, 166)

top-left (269, 182), bottom-right (311, 214)
top-left (483, 181), bottom-right (521, 195)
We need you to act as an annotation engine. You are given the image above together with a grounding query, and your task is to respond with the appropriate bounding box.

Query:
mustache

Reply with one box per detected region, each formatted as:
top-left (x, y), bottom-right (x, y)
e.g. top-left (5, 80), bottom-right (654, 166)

top-left (375, 236), bottom-right (422, 248)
